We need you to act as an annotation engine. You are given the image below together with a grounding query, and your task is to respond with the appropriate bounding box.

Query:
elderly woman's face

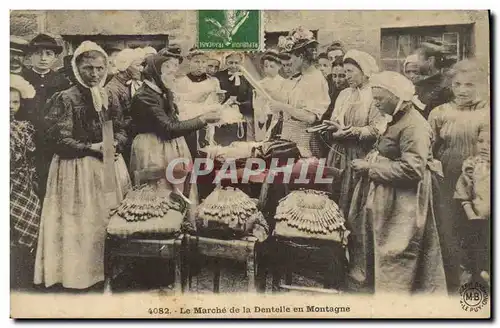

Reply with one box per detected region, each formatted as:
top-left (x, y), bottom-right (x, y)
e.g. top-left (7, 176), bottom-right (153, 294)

top-left (372, 87), bottom-right (399, 115)
top-left (10, 89), bottom-right (21, 115)
top-left (226, 55), bottom-right (241, 73)
top-left (452, 71), bottom-right (479, 106)
top-left (128, 59), bottom-right (144, 80)
top-left (344, 63), bottom-right (365, 88)
top-left (77, 54), bottom-right (107, 87)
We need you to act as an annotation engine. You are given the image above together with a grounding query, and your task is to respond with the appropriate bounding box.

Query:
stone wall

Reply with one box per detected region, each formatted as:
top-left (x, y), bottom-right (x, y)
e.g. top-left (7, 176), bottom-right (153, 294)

top-left (263, 10), bottom-right (490, 65)
top-left (11, 10), bottom-right (489, 82)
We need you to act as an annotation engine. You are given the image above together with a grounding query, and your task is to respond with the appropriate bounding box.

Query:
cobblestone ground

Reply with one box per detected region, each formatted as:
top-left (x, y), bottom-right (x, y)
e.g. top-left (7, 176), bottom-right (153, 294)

top-left (18, 257), bottom-right (328, 295)
top-left (110, 257), bottom-right (324, 295)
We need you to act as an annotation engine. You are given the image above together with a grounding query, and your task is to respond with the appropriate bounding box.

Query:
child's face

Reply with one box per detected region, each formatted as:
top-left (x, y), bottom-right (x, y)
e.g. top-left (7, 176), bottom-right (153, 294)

top-left (31, 49), bottom-right (57, 71)
top-left (452, 72), bottom-right (479, 106)
top-left (10, 89), bottom-right (21, 116)
top-left (263, 60), bottom-right (280, 78)
top-left (318, 58), bottom-right (331, 77)
top-left (477, 130), bottom-right (490, 157)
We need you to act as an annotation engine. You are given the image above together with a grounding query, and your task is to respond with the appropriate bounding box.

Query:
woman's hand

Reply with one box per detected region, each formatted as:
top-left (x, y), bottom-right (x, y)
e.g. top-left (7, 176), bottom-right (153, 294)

top-left (330, 127), bottom-right (355, 139)
top-left (201, 108), bottom-right (222, 124)
top-left (268, 100), bottom-right (286, 114)
top-left (351, 159), bottom-right (370, 172)
top-left (242, 235), bottom-right (258, 242)
top-left (90, 142), bottom-right (103, 153)
top-left (224, 96), bottom-right (240, 107)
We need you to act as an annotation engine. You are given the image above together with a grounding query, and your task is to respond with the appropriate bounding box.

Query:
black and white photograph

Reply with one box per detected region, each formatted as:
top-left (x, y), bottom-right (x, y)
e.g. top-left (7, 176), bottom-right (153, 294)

top-left (9, 9), bottom-right (491, 319)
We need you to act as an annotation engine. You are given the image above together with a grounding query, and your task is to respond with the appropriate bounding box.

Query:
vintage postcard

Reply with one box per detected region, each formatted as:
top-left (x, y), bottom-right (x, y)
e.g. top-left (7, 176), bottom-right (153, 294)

top-left (9, 10), bottom-right (491, 319)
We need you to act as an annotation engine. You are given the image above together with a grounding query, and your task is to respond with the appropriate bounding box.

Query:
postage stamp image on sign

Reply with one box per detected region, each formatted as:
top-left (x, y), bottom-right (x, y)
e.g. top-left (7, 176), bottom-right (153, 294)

top-left (197, 10), bottom-right (262, 50)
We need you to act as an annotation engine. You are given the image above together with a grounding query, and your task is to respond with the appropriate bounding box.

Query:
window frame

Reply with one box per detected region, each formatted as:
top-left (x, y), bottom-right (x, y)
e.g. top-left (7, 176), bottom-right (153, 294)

top-left (380, 24), bottom-right (473, 72)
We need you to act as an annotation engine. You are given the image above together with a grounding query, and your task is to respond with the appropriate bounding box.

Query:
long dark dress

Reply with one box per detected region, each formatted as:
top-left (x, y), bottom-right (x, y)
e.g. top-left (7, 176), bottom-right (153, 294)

top-left (428, 99), bottom-right (489, 293)
top-left (130, 80), bottom-right (204, 217)
top-left (106, 74), bottom-right (133, 167)
top-left (347, 104), bottom-right (447, 294)
top-left (19, 68), bottom-right (71, 199)
top-left (215, 69), bottom-right (253, 143)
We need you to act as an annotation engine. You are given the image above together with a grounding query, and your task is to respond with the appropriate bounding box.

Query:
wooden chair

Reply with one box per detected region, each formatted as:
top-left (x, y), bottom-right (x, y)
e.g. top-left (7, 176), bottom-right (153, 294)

top-left (259, 163), bottom-right (348, 294)
top-left (185, 236), bottom-right (258, 293)
top-left (185, 178), bottom-right (261, 293)
top-left (103, 166), bottom-right (190, 294)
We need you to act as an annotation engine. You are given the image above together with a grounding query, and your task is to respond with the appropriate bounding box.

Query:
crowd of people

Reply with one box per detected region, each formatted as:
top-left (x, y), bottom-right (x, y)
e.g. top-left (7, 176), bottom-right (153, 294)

top-left (10, 27), bottom-right (490, 295)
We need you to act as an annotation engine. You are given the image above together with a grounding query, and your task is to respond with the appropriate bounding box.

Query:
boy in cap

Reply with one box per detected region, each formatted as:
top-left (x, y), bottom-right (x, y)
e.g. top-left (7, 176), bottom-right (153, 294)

top-left (10, 36), bottom-right (28, 75)
top-left (20, 33), bottom-right (67, 199)
top-left (21, 34), bottom-right (67, 119)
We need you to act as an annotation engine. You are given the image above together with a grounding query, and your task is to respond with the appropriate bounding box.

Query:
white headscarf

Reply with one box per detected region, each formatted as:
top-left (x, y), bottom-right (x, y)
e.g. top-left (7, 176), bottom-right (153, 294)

top-left (143, 46), bottom-right (157, 57)
top-left (371, 70), bottom-right (425, 116)
top-left (331, 50), bottom-right (379, 124)
top-left (343, 49), bottom-right (379, 78)
top-left (10, 74), bottom-right (35, 99)
top-left (71, 41), bottom-right (109, 113)
top-left (114, 48), bottom-right (146, 72)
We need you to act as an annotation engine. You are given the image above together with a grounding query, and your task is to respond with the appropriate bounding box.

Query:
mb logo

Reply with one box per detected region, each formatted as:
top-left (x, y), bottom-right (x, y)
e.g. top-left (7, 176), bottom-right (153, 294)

top-left (459, 282), bottom-right (488, 312)
top-left (464, 289), bottom-right (482, 306)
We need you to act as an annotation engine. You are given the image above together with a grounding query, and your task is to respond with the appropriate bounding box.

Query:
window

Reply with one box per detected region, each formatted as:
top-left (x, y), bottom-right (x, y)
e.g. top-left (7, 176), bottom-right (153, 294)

top-left (380, 24), bottom-right (473, 73)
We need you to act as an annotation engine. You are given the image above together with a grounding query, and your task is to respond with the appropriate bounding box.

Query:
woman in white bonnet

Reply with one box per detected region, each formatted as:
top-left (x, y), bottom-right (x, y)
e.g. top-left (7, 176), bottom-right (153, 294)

top-left (106, 47), bottom-right (146, 168)
top-left (34, 41), bottom-right (131, 290)
top-left (326, 49), bottom-right (385, 217)
top-left (347, 71), bottom-right (447, 294)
